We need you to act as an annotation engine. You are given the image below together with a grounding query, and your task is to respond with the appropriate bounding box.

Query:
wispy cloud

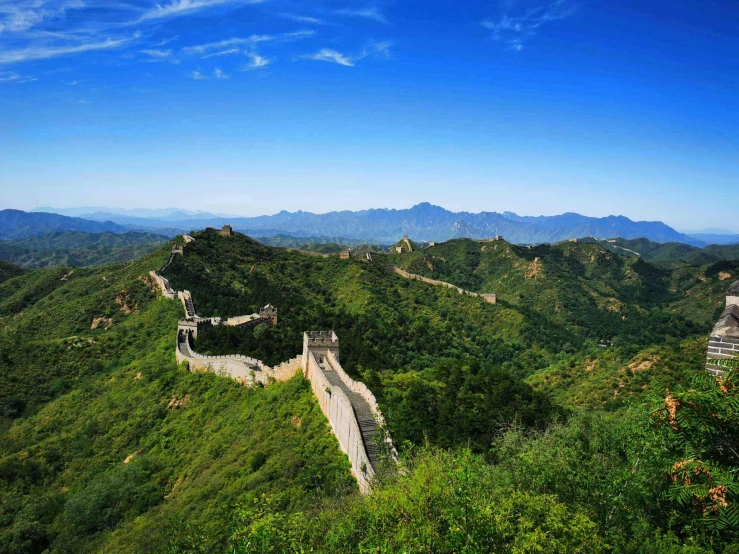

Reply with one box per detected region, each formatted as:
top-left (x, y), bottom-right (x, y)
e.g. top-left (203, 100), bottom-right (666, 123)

top-left (243, 52), bottom-right (269, 70)
top-left (0, 34), bottom-right (138, 64)
top-left (190, 67), bottom-right (230, 79)
top-left (304, 48), bottom-right (354, 66)
top-left (0, 71), bottom-right (37, 84)
top-left (181, 30), bottom-right (314, 56)
top-left (279, 13), bottom-right (329, 25)
top-left (140, 0), bottom-right (265, 22)
top-left (336, 6), bottom-right (388, 24)
top-left (201, 48), bottom-right (241, 58)
top-left (141, 48), bottom-right (173, 61)
top-left (300, 41), bottom-right (391, 67)
top-left (482, 0), bottom-right (580, 51)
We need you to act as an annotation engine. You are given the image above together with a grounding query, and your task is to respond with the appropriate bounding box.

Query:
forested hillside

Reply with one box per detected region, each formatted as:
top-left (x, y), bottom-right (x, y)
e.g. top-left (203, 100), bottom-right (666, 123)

top-left (2, 231), bottom-right (738, 553)
top-left (0, 261), bottom-right (24, 284)
top-left (591, 237), bottom-right (739, 268)
top-left (0, 231), bottom-right (168, 268)
top-left (0, 245), bottom-right (353, 553)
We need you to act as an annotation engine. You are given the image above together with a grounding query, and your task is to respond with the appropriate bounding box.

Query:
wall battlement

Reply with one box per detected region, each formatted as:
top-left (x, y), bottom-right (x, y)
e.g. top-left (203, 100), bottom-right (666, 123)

top-left (706, 280), bottom-right (739, 376)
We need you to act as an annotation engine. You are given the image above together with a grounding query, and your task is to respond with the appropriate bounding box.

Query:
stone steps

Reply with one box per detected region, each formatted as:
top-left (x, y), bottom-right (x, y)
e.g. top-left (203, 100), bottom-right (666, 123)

top-left (321, 367), bottom-right (379, 469)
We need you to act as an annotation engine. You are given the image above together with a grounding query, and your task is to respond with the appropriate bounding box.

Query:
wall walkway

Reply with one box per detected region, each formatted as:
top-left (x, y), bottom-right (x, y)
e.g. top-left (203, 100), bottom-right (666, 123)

top-left (391, 267), bottom-right (496, 303)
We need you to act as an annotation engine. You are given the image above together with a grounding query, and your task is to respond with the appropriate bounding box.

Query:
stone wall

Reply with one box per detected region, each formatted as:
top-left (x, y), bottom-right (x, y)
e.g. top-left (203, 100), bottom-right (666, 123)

top-left (706, 335), bottom-right (739, 376)
top-left (705, 281), bottom-right (739, 376)
top-left (152, 234), bottom-right (393, 494)
top-left (325, 350), bottom-right (398, 463)
top-left (176, 326), bottom-right (302, 385)
top-left (392, 267), bottom-right (496, 304)
top-left (149, 271), bottom-right (177, 299)
top-left (303, 350), bottom-right (375, 493)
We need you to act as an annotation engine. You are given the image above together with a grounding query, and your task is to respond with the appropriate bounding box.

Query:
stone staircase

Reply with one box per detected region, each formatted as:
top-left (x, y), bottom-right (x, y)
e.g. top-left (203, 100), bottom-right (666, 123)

top-left (320, 365), bottom-right (380, 469)
top-left (183, 295), bottom-right (196, 319)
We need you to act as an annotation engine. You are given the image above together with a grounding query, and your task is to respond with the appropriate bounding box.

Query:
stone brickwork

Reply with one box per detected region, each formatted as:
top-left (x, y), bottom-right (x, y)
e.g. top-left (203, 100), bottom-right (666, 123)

top-left (176, 326), bottom-right (301, 385)
top-left (392, 267), bottom-right (496, 304)
top-left (149, 271), bottom-right (177, 299)
top-left (706, 280), bottom-right (739, 376)
top-left (303, 348), bottom-right (376, 493)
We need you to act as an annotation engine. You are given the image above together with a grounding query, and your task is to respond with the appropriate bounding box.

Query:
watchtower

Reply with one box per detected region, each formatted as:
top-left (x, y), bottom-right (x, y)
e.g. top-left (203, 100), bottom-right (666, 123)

top-left (259, 304), bottom-right (278, 325)
top-left (706, 280), bottom-right (739, 375)
top-left (302, 330), bottom-right (340, 366)
top-left (729, 280), bottom-right (739, 308)
top-left (219, 225), bottom-right (234, 236)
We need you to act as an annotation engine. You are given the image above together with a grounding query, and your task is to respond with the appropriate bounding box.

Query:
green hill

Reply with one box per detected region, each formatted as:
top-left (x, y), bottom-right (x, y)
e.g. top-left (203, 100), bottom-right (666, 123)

top-left (591, 237), bottom-right (739, 268)
top-left (0, 261), bottom-right (24, 284)
top-left (0, 231), bottom-right (169, 269)
top-left (3, 231), bottom-right (739, 553)
top-left (0, 247), bottom-right (353, 553)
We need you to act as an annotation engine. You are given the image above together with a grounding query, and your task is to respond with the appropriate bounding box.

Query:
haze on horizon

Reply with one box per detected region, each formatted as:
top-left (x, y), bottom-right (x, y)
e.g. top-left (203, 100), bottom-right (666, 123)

top-left (1, 0), bottom-right (737, 232)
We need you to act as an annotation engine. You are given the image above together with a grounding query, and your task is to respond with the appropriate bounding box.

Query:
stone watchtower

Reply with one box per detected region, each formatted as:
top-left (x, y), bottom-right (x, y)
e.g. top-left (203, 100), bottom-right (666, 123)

top-left (259, 304), bottom-right (278, 325)
top-left (219, 225), bottom-right (234, 236)
top-left (302, 330), bottom-right (340, 367)
top-left (706, 280), bottom-right (739, 375)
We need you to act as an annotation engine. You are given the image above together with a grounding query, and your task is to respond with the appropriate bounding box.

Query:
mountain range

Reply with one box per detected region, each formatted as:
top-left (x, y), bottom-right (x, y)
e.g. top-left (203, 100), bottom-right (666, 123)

top-left (24, 203), bottom-right (737, 247)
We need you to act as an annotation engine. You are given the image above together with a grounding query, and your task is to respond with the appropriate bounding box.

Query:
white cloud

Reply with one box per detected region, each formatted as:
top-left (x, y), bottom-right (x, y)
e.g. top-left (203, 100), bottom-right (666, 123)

top-left (482, 0), bottom-right (579, 51)
top-left (213, 67), bottom-right (227, 78)
top-left (182, 30), bottom-right (314, 55)
top-left (140, 0), bottom-right (265, 22)
top-left (141, 48), bottom-right (173, 61)
top-left (243, 52), bottom-right (269, 70)
top-left (0, 71), bottom-right (37, 84)
top-left (190, 70), bottom-right (205, 80)
top-left (304, 48), bottom-right (354, 66)
top-left (336, 6), bottom-right (388, 24)
top-left (301, 41), bottom-right (391, 67)
top-left (279, 13), bottom-right (328, 25)
top-left (0, 34), bottom-right (138, 64)
top-left (201, 48), bottom-right (241, 58)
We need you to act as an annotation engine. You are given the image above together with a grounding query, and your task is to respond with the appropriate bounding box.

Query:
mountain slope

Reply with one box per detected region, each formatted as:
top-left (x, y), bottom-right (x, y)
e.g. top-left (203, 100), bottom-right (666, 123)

top-left (0, 246), bottom-right (354, 553)
top-left (0, 261), bottom-right (24, 284)
top-left (0, 210), bottom-right (127, 240)
top-left (0, 231), bottom-right (169, 268)
top-left (591, 237), bottom-right (739, 267)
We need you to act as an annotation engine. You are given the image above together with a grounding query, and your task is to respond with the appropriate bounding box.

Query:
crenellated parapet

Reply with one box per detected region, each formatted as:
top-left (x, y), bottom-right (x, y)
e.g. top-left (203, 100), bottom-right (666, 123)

top-left (706, 280), bottom-right (739, 376)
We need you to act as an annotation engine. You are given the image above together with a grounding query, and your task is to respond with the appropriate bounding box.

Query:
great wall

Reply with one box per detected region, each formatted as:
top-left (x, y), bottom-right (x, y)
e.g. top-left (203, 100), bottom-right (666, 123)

top-left (151, 229), bottom-right (394, 493)
top-left (706, 279), bottom-right (739, 376)
top-left (150, 227), bottom-right (737, 490)
top-left (391, 267), bottom-right (497, 304)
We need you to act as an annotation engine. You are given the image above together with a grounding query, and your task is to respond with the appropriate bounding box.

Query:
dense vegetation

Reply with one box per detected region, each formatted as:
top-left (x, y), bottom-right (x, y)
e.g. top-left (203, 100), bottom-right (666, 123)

top-left (2, 230), bottom-right (738, 552)
top-left (0, 260), bottom-right (24, 284)
top-left (591, 237), bottom-right (739, 268)
top-left (0, 247), bottom-right (353, 553)
top-left (0, 230), bottom-right (168, 268)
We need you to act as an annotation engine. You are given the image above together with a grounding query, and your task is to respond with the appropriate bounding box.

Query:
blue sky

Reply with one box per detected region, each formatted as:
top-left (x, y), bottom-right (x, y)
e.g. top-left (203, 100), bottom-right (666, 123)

top-left (1, 0), bottom-right (737, 231)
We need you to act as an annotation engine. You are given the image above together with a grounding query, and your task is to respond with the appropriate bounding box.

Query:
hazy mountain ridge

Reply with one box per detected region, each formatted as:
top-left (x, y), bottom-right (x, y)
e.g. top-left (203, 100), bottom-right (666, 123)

top-left (0, 209), bottom-right (127, 239)
top-left (33, 203), bottom-right (707, 246)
